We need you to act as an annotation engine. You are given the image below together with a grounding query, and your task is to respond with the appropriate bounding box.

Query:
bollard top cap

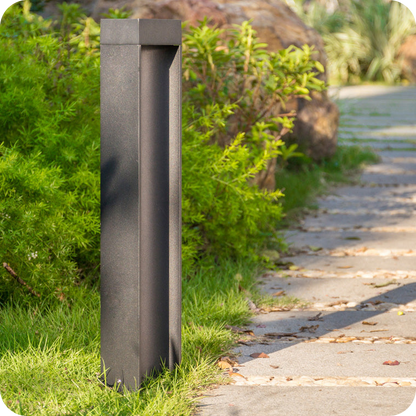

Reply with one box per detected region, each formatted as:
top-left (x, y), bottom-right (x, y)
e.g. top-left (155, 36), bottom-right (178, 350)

top-left (101, 19), bottom-right (182, 46)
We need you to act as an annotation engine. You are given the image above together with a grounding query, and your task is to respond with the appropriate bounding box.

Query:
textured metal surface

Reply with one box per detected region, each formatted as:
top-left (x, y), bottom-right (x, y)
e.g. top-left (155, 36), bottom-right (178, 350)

top-left (100, 19), bottom-right (181, 390)
top-left (100, 19), bottom-right (182, 46)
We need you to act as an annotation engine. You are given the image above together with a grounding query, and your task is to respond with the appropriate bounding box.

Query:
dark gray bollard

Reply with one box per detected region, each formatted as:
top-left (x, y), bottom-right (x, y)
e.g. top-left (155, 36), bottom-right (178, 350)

top-left (100, 19), bottom-right (182, 390)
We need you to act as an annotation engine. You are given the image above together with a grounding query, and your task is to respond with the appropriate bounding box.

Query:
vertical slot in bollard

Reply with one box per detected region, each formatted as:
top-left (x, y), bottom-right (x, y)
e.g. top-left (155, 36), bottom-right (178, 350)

top-left (100, 19), bottom-right (182, 390)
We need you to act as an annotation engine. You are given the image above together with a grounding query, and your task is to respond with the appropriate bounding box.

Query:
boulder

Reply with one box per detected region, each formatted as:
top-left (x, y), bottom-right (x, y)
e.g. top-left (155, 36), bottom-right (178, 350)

top-left (138, 0), bottom-right (339, 165)
top-left (398, 35), bottom-right (416, 83)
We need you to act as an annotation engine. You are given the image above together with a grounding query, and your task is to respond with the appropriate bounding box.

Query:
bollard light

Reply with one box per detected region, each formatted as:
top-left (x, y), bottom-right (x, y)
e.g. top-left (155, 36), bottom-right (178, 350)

top-left (100, 19), bottom-right (182, 390)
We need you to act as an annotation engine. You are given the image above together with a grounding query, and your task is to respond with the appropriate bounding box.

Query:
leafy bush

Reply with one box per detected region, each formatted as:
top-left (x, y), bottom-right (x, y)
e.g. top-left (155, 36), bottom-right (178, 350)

top-left (0, 3), bottom-right (324, 301)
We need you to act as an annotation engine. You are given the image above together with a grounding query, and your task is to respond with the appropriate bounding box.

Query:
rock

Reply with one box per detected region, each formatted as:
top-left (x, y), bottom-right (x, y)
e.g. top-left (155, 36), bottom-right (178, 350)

top-left (135, 0), bottom-right (340, 165)
top-left (286, 91), bottom-right (339, 160)
top-left (398, 35), bottom-right (416, 83)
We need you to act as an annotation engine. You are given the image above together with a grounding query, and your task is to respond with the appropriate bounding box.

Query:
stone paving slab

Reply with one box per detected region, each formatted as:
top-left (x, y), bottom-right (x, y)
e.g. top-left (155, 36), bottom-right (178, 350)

top-left (278, 255), bottom-right (416, 271)
top-left (339, 134), bottom-right (416, 142)
top-left (259, 276), bottom-right (416, 306)
top-left (243, 311), bottom-right (416, 340)
top-left (328, 85), bottom-right (416, 99)
top-left (330, 184), bottom-right (416, 197)
top-left (232, 343), bottom-right (416, 378)
top-left (285, 231), bottom-right (416, 250)
top-left (302, 213), bottom-right (416, 229)
top-left (365, 163), bottom-right (416, 173)
top-left (198, 385), bottom-right (416, 416)
top-left (340, 141), bottom-right (416, 150)
top-left (317, 199), bottom-right (414, 210)
top-left (340, 126), bottom-right (416, 136)
top-left (360, 173), bottom-right (416, 185)
top-left (377, 152), bottom-right (416, 160)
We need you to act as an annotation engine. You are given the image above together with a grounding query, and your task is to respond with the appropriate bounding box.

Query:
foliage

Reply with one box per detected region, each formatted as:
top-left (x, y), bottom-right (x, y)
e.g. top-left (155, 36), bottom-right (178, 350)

top-left (284, 0), bottom-right (346, 35)
top-left (324, 0), bottom-right (416, 84)
top-left (181, 19), bottom-right (325, 265)
top-left (0, 4), bottom-right (327, 300)
top-left (0, 2), bottom-right (101, 303)
top-left (182, 19), bottom-right (326, 148)
top-left (286, 0), bottom-right (416, 84)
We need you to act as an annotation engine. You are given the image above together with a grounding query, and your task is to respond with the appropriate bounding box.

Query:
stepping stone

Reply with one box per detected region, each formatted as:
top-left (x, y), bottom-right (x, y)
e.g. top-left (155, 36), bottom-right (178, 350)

top-left (199, 386), bottom-right (416, 416)
top-left (340, 141), bottom-right (416, 150)
top-left (245, 310), bottom-right (416, 340)
top-left (285, 230), bottom-right (416, 251)
top-left (302, 212), bottom-right (416, 229)
top-left (259, 276), bottom-right (416, 307)
top-left (232, 343), bottom-right (416, 378)
top-left (278, 254), bottom-right (416, 272)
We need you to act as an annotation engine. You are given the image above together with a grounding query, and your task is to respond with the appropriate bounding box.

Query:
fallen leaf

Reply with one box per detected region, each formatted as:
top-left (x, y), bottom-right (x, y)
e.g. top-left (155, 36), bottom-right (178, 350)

top-left (356, 247), bottom-right (368, 253)
top-left (370, 329), bottom-right (389, 332)
top-left (362, 321), bottom-right (378, 326)
top-left (256, 324), bottom-right (266, 328)
top-left (397, 311), bottom-right (404, 316)
top-left (272, 290), bottom-right (285, 297)
top-left (308, 312), bottom-right (324, 321)
top-left (373, 279), bottom-right (397, 288)
top-left (299, 325), bottom-right (319, 333)
top-left (383, 360), bottom-right (400, 366)
top-left (327, 300), bottom-right (348, 307)
top-left (246, 298), bottom-right (258, 311)
top-left (337, 266), bottom-right (353, 269)
top-left (269, 365), bottom-right (280, 369)
top-left (250, 352), bottom-right (270, 358)
top-left (228, 371), bottom-right (246, 378)
top-left (217, 360), bottom-right (233, 370)
top-left (265, 332), bottom-right (298, 338)
top-left (344, 237), bottom-right (361, 240)
top-left (225, 325), bottom-right (246, 333)
top-left (289, 265), bottom-right (300, 271)
top-left (308, 245), bottom-right (322, 252)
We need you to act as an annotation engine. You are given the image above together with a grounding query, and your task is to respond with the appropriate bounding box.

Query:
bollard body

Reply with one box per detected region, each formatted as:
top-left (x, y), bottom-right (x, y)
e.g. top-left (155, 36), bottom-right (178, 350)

top-left (100, 19), bottom-right (182, 390)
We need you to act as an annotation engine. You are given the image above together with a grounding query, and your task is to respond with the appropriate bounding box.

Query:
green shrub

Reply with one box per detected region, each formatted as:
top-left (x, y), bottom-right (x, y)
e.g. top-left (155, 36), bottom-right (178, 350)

top-left (0, 3), bottom-right (324, 301)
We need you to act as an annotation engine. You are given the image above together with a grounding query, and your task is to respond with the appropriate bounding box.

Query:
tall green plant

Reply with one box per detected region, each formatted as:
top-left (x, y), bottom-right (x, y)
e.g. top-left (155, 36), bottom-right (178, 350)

top-left (324, 0), bottom-right (416, 83)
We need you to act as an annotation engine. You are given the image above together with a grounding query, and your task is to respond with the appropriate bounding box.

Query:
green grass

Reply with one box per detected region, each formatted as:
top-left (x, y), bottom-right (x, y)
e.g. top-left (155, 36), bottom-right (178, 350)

top-left (0, 259), bottom-right (267, 415)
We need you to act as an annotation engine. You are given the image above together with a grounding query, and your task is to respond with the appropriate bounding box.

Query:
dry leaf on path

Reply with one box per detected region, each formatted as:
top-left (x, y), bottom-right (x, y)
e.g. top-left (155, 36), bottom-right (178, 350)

top-left (299, 325), bottom-right (319, 333)
top-left (264, 332), bottom-right (298, 338)
top-left (338, 266), bottom-right (353, 269)
top-left (272, 290), bottom-right (285, 297)
top-left (362, 321), bottom-right (378, 325)
top-left (308, 312), bottom-right (324, 321)
top-left (228, 371), bottom-right (246, 379)
top-left (308, 245), bottom-right (322, 252)
top-left (250, 352), bottom-right (270, 358)
top-left (217, 356), bottom-right (238, 370)
top-left (270, 365), bottom-right (280, 369)
top-left (383, 360), bottom-right (400, 366)
top-left (327, 300), bottom-right (348, 307)
top-left (373, 280), bottom-right (397, 288)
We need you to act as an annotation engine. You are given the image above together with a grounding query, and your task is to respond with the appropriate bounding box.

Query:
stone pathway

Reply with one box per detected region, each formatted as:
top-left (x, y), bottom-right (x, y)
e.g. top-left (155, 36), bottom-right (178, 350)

top-left (198, 86), bottom-right (416, 416)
